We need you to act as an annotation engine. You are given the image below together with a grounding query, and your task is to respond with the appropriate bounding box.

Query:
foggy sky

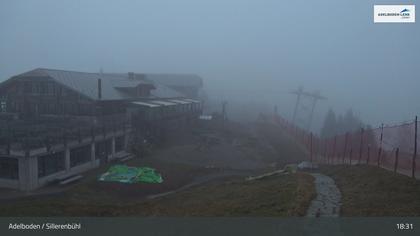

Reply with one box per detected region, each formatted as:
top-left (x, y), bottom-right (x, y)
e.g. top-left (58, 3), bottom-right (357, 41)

top-left (1, 0), bottom-right (419, 132)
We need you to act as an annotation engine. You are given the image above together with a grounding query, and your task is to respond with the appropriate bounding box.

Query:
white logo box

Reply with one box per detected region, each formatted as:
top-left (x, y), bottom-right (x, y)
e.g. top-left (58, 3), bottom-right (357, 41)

top-left (374, 5), bottom-right (415, 23)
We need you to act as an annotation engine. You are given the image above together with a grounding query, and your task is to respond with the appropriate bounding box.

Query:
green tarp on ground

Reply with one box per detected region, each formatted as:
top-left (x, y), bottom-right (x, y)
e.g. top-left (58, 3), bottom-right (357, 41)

top-left (98, 165), bottom-right (163, 184)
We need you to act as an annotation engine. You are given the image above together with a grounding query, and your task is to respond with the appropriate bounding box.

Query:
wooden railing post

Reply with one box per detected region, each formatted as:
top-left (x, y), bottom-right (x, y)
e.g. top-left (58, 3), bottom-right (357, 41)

top-left (6, 126), bottom-right (11, 155)
top-left (77, 128), bottom-right (82, 143)
top-left (91, 125), bottom-right (95, 142)
top-left (102, 124), bottom-right (106, 138)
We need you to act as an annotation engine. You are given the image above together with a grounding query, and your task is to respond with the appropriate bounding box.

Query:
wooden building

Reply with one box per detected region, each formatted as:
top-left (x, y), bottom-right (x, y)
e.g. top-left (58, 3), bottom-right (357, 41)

top-left (0, 68), bottom-right (203, 190)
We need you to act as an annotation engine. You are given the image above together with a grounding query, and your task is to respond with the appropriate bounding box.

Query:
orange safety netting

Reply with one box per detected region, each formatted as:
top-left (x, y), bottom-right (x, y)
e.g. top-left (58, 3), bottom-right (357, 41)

top-left (271, 114), bottom-right (419, 179)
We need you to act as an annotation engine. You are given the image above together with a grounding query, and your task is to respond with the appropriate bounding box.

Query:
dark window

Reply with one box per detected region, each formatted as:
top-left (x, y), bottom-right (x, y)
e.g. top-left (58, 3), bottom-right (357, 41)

top-left (32, 82), bottom-right (40, 94)
top-left (70, 145), bottom-right (91, 167)
top-left (40, 82), bottom-right (47, 94)
top-left (38, 152), bottom-right (65, 177)
top-left (11, 101), bottom-right (16, 112)
top-left (24, 81), bottom-right (32, 93)
top-left (15, 102), bottom-right (21, 112)
top-left (0, 101), bottom-right (6, 112)
top-left (0, 157), bottom-right (18, 179)
top-left (47, 82), bottom-right (55, 95)
top-left (95, 139), bottom-right (112, 159)
top-left (115, 136), bottom-right (125, 152)
top-left (61, 88), bottom-right (67, 96)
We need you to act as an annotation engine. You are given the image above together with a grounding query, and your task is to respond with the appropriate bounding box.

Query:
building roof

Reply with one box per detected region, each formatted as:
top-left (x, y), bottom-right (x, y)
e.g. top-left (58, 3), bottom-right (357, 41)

top-left (109, 72), bottom-right (203, 94)
top-left (130, 98), bottom-right (199, 109)
top-left (3, 68), bottom-right (192, 100)
top-left (144, 74), bottom-right (203, 88)
top-left (131, 101), bottom-right (161, 108)
top-left (148, 100), bottom-right (178, 106)
top-left (168, 99), bottom-right (191, 104)
top-left (150, 83), bottom-right (184, 99)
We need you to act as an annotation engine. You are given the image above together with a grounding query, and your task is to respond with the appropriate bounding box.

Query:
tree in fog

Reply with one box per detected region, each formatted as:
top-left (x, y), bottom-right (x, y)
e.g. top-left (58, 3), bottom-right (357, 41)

top-left (321, 108), bottom-right (364, 138)
top-left (363, 124), bottom-right (378, 149)
top-left (341, 109), bottom-right (363, 133)
top-left (336, 114), bottom-right (344, 135)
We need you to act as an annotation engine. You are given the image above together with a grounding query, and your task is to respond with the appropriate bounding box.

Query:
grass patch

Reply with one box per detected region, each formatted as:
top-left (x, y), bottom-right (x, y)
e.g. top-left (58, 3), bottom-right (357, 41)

top-left (320, 165), bottom-right (420, 216)
top-left (0, 172), bottom-right (315, 217)
top-left (134, 172), bottom-right (315, 216)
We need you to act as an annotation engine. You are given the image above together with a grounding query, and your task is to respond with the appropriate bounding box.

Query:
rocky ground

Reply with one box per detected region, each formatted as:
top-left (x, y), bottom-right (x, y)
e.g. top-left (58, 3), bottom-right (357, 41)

top-left (306, 173), bottom-right (341, 217)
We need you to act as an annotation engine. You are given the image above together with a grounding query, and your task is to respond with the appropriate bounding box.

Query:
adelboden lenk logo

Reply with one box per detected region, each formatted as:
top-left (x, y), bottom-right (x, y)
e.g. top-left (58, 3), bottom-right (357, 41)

top-left (400, 8), bottom-right (410, 18)
top-left (377, 8), bottom-right (411, 18)
top-left (374, 5), bottom-right (415, 23)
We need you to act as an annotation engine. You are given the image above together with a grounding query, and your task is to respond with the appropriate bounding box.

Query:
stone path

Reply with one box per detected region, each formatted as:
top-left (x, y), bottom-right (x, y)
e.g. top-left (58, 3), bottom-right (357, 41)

top-left (306, 173), bottom-right (341, 217)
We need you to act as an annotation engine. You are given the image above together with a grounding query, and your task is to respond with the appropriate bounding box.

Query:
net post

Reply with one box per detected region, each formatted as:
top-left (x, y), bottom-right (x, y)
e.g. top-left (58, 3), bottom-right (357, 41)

top-left (359, 128), bottom-right (364, 164)
top-left (412, 116), bottom-right (417, 179)
top-left (343, 132), bottom-right (348, 164)
top-left (394, 148), bottom-right (399, 175)
top-left (332, 135), bottom-right (337, 164)
top-left (324, 139), bottom-right (328, 164)
top-left (310, 132), bottom-right (313, 165)
top-left (378, 123), bottom-right (384, 167)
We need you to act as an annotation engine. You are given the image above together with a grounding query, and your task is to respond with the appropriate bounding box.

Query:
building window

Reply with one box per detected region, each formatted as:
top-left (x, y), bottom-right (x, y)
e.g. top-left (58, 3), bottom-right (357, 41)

top-left (95, 139), bottom-right (112, 159)
top-left (32, 82), bottom-right (40, 94)
top-left (0, 157), bottom-right (18, 180)
top-left (115, 136), bottom-right (125, 152)
top-left (40, 82), bottom-right (47, 94)
top-left (70, 145), bottom-right (91, 167)
top-left (24, 81), bottom-right (32, 93)
top-left (38, 152), bottom-right (65, 177)
top-left (47, 82), bottom-right (55, 95)
top-left (0, 101), bottom-right (6, 112)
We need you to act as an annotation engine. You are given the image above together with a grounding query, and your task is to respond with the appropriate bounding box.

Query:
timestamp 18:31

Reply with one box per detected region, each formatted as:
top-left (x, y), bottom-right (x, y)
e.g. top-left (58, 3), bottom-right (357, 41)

top-left (397, 223), bottom-right (413, 230)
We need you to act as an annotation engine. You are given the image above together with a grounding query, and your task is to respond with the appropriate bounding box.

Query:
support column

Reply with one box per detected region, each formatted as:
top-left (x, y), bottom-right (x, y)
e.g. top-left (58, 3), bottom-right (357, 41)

top-left (124, 132), bottom-right (130, 150)
top-left (18, 153), bottom-right (38, 191)
top-left (111, 136), bottom-right (116, 159)
top-left (90, 141), bottom-right (96, 166)
top-left (64, 146), bottom-right (70, 172)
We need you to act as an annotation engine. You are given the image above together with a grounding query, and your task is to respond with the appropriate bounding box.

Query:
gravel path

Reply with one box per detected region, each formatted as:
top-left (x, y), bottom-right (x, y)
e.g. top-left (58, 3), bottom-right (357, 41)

top-left (306, 173), bottom-right (341, 217)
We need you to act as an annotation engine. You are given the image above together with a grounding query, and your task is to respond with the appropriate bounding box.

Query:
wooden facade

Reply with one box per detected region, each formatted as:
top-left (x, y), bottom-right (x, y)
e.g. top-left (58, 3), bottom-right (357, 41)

top-left (0, 68), bottom-right (204, 190)
top-left (0, 75), bottom-right (154, 117)
top-left (0, 76), bottom-right (96, 117)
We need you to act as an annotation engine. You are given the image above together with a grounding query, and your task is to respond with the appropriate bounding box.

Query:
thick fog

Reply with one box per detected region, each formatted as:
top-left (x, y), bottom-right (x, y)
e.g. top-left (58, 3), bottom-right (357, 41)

top-left (1, 0), bottom-right (419, 132)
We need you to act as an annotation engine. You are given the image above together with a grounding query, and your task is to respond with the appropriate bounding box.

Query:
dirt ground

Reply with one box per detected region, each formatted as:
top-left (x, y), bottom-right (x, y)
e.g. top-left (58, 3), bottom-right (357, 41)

top-left (154, 119), bottom-right (309, 170)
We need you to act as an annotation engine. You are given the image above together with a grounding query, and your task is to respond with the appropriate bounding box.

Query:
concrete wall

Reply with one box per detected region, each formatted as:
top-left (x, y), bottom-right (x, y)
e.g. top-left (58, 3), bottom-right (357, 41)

top-left (0, 178), bottom-right (19, 189)
top-left (18, 154), bottom-right (38, 190)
